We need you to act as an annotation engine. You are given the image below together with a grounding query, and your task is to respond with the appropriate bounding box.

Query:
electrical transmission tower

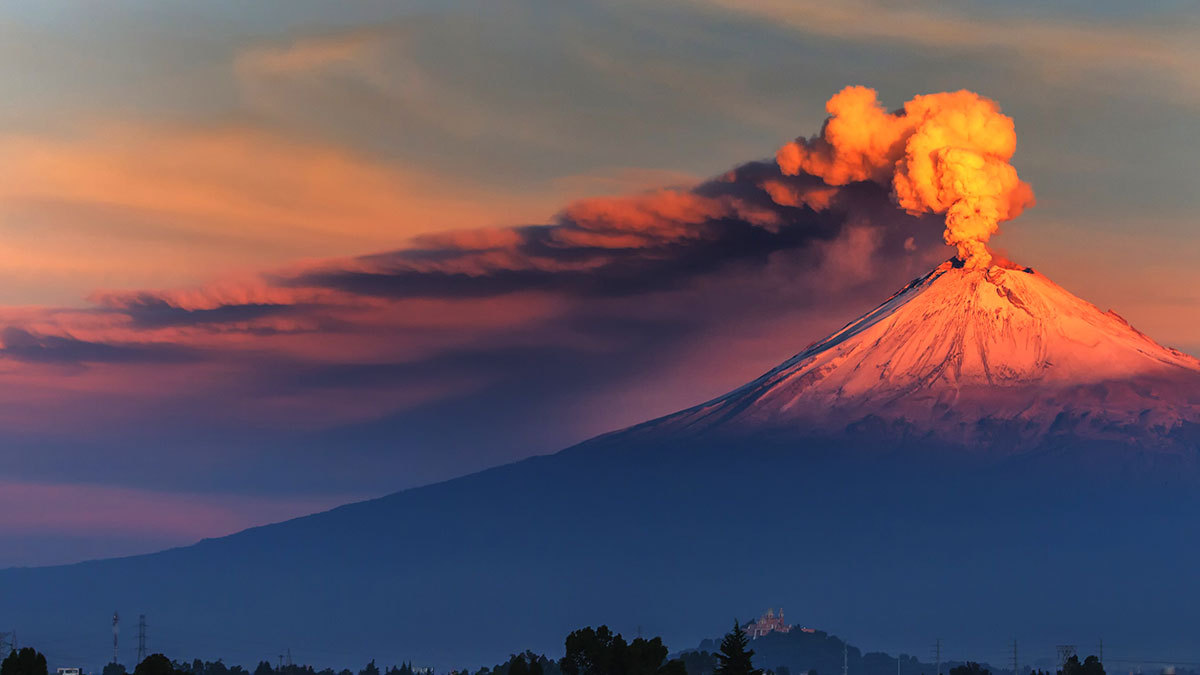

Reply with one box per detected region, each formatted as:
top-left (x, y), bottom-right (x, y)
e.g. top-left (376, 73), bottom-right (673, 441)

top-left (0, 631), bottom-right (14, 655)
top-left (137, 615), bottom-right (147, 665)
top-left (934, 639), bottom-right (942, 675)
top-left (1011, 640), bottom-right (1019, 675)
top-left (1057, 645), bottom-right (1076, 667)
top-left (843, 643), bottom-right (849, 675)
top-left (112, 612), bottom-right (120, 666)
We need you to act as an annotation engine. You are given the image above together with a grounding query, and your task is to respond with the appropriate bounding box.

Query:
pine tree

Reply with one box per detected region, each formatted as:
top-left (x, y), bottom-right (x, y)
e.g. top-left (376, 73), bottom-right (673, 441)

top-left (714, 620), bottom-right (762, 675)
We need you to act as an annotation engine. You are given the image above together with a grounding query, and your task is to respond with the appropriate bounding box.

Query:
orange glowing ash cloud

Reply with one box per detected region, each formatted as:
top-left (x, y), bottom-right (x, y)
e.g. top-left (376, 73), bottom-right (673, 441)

top-left (776, 86), bottom-right (1035, 267)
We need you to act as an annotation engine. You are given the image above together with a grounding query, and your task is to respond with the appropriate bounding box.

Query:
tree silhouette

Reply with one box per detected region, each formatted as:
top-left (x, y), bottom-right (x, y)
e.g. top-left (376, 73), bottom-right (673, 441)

top-left (561, 626), bottom-right (686, 675)
top-left (562, 626), bottom-right (624, 675)
top-left (510, 657), bottom-right (530, 675)
top-left (1, 648), bottom-right (47, 675)
top-left (1080, 657), bottom-right (1104, 675)
top-left (949, 664), bottom-right (989, 675)
top-left (134, 655), bottom-right (179, 675)
top-left (714, 620), bottom-right (762, 675)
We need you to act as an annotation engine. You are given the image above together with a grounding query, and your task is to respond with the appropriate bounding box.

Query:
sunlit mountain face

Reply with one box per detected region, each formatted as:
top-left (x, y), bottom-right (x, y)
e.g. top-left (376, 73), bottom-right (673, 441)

top-left (635, 259), bottom-right (1200, 456)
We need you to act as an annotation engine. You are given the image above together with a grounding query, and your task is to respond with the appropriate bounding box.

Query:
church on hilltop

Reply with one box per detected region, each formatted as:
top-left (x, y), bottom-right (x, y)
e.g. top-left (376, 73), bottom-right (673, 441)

top-left (744, 608), bottom-right (792, 638)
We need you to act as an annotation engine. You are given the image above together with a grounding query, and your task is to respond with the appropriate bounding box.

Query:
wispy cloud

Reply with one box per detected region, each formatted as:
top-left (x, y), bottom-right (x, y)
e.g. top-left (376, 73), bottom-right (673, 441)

top-left (701, 0), bottom-right (1200, 103)
top-left (0, 125), bottom-right (564, 303)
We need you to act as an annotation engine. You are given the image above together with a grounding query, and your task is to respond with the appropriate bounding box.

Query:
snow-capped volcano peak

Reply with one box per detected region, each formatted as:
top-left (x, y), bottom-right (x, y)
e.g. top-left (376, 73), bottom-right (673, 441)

top-left (781, 259), bottom-right (1198, 390)
top-left (653, 260), bottom-right (1200, 447)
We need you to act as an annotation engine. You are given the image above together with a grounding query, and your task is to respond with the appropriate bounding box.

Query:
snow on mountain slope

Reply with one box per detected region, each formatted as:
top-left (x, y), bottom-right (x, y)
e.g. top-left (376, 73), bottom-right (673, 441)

top-left (648, 259), bottom-right (1200, 447)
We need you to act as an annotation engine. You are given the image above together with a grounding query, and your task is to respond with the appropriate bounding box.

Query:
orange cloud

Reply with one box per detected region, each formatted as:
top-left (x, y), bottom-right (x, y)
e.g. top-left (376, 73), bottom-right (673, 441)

top-left (557, 188), bottom-right (782, 248)
top-left (0, 126), bottom-right (561, 301)
top-left (759, 179), bottom-right (840, 211)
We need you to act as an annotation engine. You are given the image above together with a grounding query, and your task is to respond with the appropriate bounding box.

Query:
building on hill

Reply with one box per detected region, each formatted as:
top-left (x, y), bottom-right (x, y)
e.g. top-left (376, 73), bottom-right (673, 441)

top-left (744, 608), bottom-right (792, 638)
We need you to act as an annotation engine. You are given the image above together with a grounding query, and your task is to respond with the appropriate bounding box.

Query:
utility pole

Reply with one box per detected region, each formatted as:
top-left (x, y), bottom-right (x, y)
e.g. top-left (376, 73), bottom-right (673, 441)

top-left (113, 612), bottom-right (120, 666)
top-left (1011, 640), bottom-right (1019, 675)
top-left (1098, 639), bottom-right (1103, 665)
top-left (934, 640), bottom-right (942, 675)
top-left (137, 615), bottom-right (147, 665)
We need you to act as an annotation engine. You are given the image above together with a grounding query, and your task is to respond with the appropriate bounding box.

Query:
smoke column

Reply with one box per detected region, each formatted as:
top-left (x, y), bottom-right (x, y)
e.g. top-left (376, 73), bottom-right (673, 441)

top-left (776, 86), bottom-right (1035, 267)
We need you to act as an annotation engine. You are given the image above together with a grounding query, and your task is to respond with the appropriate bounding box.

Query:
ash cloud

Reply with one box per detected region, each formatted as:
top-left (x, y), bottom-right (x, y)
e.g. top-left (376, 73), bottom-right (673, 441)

top-left (0, 108), bottom-right (962, 492)
top-left (288, 159), bottom-right (939, 300)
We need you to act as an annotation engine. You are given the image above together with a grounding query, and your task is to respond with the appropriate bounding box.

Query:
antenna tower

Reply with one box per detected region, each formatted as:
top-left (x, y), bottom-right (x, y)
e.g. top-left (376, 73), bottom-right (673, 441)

top-left (112, 612), bottom-right (120, 665)
top-left (137, 615), bottom-right (147, 665)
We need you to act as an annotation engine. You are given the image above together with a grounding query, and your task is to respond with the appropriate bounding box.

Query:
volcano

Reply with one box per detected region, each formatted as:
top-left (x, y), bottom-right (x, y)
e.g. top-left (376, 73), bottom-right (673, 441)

top-left (3, 261), bottom-right (1199, 669)
top-left (636, 259), bottom-right (1200, 451)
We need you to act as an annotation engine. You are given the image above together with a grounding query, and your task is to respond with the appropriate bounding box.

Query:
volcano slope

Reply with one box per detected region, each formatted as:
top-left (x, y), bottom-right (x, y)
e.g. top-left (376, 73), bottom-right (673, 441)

top-left (2, 260), bottom-right (1199, 669)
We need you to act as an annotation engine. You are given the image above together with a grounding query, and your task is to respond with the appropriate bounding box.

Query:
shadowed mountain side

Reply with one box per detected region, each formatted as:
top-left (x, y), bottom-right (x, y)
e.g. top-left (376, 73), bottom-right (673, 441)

top-left (2, 434), bottom-right (1198, 670)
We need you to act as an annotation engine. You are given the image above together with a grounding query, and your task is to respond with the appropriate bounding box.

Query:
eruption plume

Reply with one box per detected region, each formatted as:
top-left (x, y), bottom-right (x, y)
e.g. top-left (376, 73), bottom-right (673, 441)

top-left (776, 86), bottom-right (1035, 267)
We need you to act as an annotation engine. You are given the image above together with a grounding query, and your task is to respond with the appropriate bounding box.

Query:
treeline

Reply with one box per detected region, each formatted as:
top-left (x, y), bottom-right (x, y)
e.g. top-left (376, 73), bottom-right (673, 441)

top-left (1, 623), bottom-right (1114, 675)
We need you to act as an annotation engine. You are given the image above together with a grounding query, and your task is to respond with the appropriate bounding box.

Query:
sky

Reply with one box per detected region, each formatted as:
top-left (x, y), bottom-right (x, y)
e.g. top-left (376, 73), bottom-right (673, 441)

top-left (0, 0), bottom-right (1197, 567)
